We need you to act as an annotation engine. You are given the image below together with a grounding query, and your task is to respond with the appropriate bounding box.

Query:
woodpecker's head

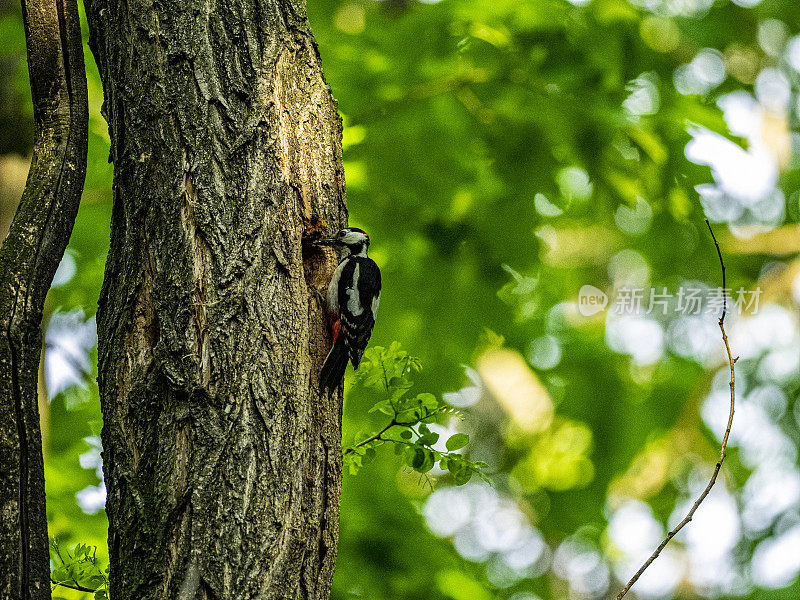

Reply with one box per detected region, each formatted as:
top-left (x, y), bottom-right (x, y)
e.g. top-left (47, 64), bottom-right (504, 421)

top-left (314, 227), bottom-right (370, 256)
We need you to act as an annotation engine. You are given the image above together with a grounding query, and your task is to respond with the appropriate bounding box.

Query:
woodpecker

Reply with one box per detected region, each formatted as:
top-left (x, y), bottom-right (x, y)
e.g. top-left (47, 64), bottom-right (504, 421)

top-left (314, 227), bottom-right (381, 390)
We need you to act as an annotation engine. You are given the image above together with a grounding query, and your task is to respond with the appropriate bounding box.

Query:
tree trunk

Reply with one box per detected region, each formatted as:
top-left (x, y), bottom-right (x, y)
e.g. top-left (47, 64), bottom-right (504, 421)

top-left (85, 0), bottom-right (347, 598)
top-left (0, 0), bottom-right (88, 598)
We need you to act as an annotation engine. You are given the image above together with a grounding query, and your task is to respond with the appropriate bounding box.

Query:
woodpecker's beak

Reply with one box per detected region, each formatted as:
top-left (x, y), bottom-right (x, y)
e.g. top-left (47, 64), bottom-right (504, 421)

top-left (313, 237), bottom-right (339, 247)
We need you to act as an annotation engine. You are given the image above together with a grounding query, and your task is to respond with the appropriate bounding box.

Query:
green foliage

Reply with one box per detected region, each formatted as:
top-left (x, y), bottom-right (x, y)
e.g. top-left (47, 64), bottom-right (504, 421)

top-left (49, 538), bottom-right (108, 599)
top-left (0, 0), bottom-right (797, 598)
top-left (344, 344), bottom-right (487, 485)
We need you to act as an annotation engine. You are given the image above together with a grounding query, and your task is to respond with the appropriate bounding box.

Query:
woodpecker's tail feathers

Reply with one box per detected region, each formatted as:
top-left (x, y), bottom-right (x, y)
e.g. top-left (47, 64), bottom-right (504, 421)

top-left (350, 347), bottom-right (366, 370)
top-left (320, 340), bottom-right (349, 391)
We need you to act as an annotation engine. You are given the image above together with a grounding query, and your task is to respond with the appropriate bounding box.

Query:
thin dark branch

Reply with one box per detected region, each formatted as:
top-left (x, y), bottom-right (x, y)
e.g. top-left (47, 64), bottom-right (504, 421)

top-left (707, 219), bottom-right (728, 319)
top-left (615, 220), bottom-right (736, 600)
top-left (343, 404), bottom-right (451, 456)
top-left (343, 420), bottom-right (397, 455)
top-left (50, 578), bottom-right (97, 593)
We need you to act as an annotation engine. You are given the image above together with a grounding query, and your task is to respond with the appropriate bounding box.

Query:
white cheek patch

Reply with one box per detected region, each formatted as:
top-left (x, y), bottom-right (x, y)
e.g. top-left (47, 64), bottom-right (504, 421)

top-left (343, 231), bottom-right (366, 245)
top-left (346, 263), bottom-right (363, 316)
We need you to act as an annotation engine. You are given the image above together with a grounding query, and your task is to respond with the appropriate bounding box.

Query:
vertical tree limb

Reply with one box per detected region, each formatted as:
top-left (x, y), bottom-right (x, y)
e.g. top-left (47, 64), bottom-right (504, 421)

top-left (614, 220), bottom-right (736, 600)
top-left (0, 0), bottom-right (88, 598)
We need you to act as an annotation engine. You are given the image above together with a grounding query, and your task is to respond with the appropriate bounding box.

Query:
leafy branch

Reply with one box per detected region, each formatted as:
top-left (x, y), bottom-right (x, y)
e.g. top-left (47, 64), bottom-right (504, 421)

top-left (50, 538), bottom-right (109, 599)
top-left (615, 220), bottom-right (737, 600)
top-left (343, 343), bottom-right (487, 485)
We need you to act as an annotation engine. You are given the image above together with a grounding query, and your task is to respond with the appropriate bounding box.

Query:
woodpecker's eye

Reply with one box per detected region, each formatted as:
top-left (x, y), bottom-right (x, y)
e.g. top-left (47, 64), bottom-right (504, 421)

top-left (338, 230), bottom-right (346, 238)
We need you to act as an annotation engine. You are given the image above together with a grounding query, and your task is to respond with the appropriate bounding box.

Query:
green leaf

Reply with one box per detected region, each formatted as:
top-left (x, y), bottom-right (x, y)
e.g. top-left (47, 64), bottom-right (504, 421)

top-left (368, 399), bottom-right (394, 416)
top-left (407, 356), bottom-right (423, 373)
top-left (418, 430), bottom-right (440, 446)
top-left (362, 447), bottom-right (377, 465)
top-left (395, 411), bottom-right (421, 425)
top-left (51, 567), bottom-right (69, 583)
top-left (445, 433), bottom-right (469, 451)
top-left (345, 453), bottom-right (362, 475)
top-left (414, 448), bottom-right (435, 473)
top-left (388, 376), bottom-right (413, 390)
top-left (399, 429), bottom-right (413, 440)
top-left (453, 468), bottom-right (473, 485)
top-left (416, 393), bottom-right (439, 411)
top-left (405, 446), bottom-right (425, 469)
top-left (388, 386), bottom-right (410, 405)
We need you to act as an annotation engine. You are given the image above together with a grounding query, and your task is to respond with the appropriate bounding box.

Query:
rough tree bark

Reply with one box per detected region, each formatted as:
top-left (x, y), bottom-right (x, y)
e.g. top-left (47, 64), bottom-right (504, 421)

top-left (85, 0), bottom-right (347, 598)
top-left (0, 0), bottom-right (88, 598)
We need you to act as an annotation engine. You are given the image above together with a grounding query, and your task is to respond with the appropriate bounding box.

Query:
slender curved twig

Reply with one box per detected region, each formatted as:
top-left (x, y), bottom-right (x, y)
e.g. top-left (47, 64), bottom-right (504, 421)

top-left (615, 220), bottom-right (737, 600)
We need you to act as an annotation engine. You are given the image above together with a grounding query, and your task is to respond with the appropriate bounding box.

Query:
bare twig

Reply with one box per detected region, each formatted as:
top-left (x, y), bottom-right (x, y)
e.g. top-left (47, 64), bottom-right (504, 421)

top-left (615, 220), bottom-right (737, 600)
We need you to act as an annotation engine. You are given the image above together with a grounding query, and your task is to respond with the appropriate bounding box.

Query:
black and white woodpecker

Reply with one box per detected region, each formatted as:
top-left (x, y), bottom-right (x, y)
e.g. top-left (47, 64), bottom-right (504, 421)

top-left (314, 227), bottom-right (382, 390)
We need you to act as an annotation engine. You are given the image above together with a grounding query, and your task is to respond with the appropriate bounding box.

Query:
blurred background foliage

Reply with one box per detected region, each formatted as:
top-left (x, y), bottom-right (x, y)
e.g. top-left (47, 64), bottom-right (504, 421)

top-left (2, 0), bottom-right (800, 597)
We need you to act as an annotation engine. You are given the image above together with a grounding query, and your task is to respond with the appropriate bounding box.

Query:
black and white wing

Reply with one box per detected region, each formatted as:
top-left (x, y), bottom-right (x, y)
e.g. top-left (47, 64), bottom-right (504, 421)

top-left (337, 256), bottom-right (381, 368)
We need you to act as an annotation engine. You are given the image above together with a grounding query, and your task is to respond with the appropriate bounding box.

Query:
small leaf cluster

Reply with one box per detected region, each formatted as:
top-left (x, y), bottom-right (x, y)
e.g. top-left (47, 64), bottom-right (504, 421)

top-left (344, 343), bottom-right (487, 485)
top-left (50, 538), bottom-right (109, 599)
